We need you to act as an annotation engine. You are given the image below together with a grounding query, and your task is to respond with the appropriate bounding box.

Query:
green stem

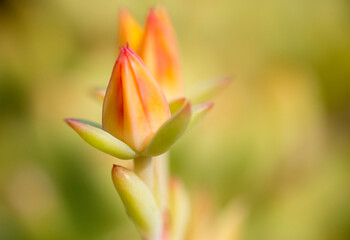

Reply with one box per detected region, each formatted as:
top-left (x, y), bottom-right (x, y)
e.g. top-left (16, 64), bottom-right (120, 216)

top-left (134, 156), bottom-right (154, 193)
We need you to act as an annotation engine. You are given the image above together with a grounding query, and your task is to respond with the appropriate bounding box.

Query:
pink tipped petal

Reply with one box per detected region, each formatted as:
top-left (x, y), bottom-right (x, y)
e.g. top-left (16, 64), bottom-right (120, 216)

top-left (65, 118), bottom-right (136, 159)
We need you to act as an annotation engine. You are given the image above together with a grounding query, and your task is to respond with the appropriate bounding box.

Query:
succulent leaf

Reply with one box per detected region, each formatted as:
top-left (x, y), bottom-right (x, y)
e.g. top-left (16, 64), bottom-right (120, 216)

top-left (188, 102), bottom-right (214, 129)
top-left (142, 100), bottom-right (191, 156)
top-left (65, 118), bottom-right (136, 160)
top-left (112, 165), bottom-right (162, 239)
top-left (189, 76), bottom-right (231, 104)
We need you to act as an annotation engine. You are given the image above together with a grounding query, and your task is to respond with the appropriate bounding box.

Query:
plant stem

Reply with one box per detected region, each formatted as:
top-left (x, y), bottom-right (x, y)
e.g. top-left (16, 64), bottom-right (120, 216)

top-left (134, 156), bottom-right (154, 192)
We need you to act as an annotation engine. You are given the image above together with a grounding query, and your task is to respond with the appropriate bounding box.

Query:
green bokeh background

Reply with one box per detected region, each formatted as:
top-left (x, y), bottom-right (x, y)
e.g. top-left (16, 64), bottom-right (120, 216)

top-left (1, 0), bottom-right (349, 239)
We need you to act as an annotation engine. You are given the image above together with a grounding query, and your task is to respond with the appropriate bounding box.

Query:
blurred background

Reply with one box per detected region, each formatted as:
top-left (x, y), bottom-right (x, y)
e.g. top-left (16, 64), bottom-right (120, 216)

top-left (0, 0), bottom-right (349, 239)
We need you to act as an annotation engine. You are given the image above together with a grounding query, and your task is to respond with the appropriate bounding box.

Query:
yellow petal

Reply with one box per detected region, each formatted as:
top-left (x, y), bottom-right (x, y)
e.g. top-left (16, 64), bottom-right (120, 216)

top-left (118, 8), bottom-right (143, 51)
top-left (139, 6), bottom-right (183, 101)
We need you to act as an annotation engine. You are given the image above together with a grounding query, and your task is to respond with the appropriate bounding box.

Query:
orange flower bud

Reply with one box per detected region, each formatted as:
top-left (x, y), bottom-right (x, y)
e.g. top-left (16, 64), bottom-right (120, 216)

top-left (118, 8), bottom-right (143, 51)
top-left (139, 6), bottom-right (183, 101)
top-left (102, 46), bottom-right (171, 152)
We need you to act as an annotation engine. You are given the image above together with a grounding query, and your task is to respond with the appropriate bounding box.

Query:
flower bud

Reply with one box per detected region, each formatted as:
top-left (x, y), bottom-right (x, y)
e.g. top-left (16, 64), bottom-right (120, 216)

top-left (102, 46), bottom-right (171, 152)
top-left (139, 6), bottom-right (183, 101)
top-left (118, 8), bottom-right (143, 51)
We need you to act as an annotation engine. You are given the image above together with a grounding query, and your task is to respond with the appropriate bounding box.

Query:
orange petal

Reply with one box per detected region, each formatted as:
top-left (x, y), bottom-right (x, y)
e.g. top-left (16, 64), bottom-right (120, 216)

top-left (102, 52), bottom-right (124, 143)
top-left (126, 47), bottom-right (171, 132)
top-left (139, 6), bottom-right (183, 101)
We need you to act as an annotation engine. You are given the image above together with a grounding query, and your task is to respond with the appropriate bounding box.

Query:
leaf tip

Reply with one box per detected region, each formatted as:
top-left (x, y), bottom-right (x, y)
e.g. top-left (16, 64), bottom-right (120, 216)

top-left (112, 164), bottom-right (125, 174)
top-left (64, 118), bottom-right (88, 131)
top-left (64, 118), bottom-right (77, 127)
top-left (183, 100), bottom-right (192, 114)
top-left (92, 88), bottom-right (106, 102)
top-left (204, 101), bottom-right (215, 110)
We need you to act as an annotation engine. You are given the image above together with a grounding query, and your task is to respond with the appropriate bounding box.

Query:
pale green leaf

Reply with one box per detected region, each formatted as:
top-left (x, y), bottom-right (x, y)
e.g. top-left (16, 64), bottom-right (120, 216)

top-left (112, 165), bottom-right (162, 239)
top-left (188, 102), bottom-right (214, 129)
top-left (65, 118), bottom-right (136, 159)
top-left (143, 101), bottom-right (191, 156)
top-left (189, 76), bottom-right (231, 104)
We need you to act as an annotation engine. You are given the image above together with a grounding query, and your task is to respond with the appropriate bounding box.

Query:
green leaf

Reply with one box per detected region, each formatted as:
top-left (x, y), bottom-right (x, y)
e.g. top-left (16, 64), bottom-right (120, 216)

top-left (112, 165), bottom-right (162, 239)
top-left (142, 101), bottom-right (192, 156)
top-left (65, 118), bottom-right (136, 159)
top-left (188, 102), bottom-right (214, 129)
top-left (189, 76), bottom-right (231, 104)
